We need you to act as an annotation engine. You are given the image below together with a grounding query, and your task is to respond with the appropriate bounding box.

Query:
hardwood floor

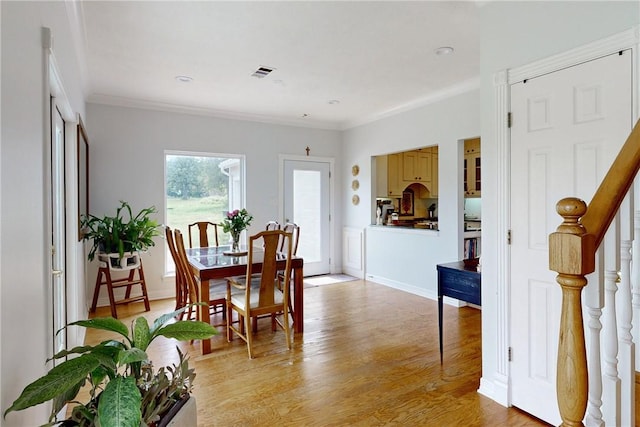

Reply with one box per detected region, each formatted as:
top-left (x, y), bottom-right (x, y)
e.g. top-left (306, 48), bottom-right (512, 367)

top-left (85, 279), bottom-right (550, 426)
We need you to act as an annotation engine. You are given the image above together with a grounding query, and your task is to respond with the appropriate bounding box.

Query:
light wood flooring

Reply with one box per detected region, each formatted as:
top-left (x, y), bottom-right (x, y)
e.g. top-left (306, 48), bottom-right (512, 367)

top-left (85, 279), bottom-right (550, 426)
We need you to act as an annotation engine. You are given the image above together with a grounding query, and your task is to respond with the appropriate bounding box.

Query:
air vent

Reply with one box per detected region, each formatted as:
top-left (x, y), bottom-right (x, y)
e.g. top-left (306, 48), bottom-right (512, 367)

top-left (251, 66), bottom-right (274, 79)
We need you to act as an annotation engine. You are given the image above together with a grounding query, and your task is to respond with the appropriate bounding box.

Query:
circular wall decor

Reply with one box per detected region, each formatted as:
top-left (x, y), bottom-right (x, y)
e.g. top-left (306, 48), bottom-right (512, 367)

top-left (352, 194), bottom-right (360, 205)
top-left (351, 164), bottom-right (360, 176)
top-left (351, 179), bottom-right (360, 191)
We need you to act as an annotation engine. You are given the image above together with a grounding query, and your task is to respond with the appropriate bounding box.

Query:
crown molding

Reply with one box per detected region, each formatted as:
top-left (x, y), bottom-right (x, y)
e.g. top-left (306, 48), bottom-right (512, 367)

top-left (88, 78), bottom-right (482, 132)
top-left (86, 93), bottom-right (343, 131)
top-left (342, 77), bottom-right (480, 130)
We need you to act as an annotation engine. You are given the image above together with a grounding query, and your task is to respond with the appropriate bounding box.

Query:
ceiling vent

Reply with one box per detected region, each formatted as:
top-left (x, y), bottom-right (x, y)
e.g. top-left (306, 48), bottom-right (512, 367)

top-left (251, 66), bottom-right (274, 79)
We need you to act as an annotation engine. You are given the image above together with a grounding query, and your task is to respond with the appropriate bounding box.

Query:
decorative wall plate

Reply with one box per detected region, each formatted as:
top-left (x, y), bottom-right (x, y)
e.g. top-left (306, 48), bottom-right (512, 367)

top-left (351, 164), bottom-right (360, 176)
top-left (351, 179), bottom-right (360, 191)
top-left (352, 194), bottom-right (360, 205)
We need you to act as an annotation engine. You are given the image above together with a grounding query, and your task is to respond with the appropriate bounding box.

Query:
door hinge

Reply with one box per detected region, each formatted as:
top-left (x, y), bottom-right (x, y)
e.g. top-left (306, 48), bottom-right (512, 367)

top-left (507, 112), bottom-right (512, 128)
top-left (507, 229), bottom-right (512, 245)
top-left (329, 171), bottom-right (331, 179)
top-left (508, 347), bottom-right (513, 362)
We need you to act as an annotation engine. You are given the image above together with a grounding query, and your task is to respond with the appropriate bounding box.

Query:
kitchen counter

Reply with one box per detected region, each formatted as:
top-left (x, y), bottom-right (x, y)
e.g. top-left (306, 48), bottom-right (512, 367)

top-left (371, 224), bottom-right (439, 233)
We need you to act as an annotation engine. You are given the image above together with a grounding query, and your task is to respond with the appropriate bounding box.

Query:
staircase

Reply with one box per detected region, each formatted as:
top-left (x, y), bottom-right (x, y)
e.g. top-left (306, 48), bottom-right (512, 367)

top-left (550, 119), bottom-right (640, 426)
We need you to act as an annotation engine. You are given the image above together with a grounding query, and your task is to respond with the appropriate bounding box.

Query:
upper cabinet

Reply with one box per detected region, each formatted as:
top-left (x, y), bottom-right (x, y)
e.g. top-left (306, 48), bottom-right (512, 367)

top-left (464, 138), bottom-right (481, 198)
top-left (387, 153), bottom-right (403, 197)
top-left (402, 150), bottom-right (431, 184)
top-left (384, 147), bottom-right (438, 198)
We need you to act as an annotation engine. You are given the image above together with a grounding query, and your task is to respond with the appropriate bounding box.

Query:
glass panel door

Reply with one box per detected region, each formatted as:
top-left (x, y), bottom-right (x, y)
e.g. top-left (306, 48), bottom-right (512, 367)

top-left (283, 160), bottom-right (330, 276)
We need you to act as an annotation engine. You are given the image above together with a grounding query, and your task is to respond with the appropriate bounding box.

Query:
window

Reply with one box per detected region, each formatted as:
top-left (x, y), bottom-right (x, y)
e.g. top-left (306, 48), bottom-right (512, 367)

top-left (164, 152), bottom-right (245, 274)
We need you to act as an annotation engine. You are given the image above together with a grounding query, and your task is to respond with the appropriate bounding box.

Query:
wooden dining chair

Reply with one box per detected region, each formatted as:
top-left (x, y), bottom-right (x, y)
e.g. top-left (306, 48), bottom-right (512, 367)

top-left (249, 220), bottom-right (288, 330)
top-left (165, 226), bottom-right (187, 315)
top-left (265, 220), bottom-right (280, 231)
top-left (226, 229), bottom-right (293, 359)
top-left (187, 221), bottom-right (220, 248)
top-left (278, 222), bottom-right (300, 319)
top-left (171, 229), bottom-right (200, 321)
top-left (174, 229), bottom-right (228, 326)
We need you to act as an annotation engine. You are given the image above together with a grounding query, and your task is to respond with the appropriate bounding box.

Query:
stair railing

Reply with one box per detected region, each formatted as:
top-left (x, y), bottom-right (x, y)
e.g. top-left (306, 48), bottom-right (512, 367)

top-left (549, 118), bottom-right (640, 426)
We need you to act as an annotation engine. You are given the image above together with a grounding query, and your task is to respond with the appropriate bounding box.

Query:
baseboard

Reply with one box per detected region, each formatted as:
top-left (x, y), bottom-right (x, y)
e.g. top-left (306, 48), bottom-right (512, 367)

top-left (343, 266), bottom-right (364, 279)
top-left (478, 376), bottom-right (510, 408)
top-left (365, 274), bottom-right (468, 307)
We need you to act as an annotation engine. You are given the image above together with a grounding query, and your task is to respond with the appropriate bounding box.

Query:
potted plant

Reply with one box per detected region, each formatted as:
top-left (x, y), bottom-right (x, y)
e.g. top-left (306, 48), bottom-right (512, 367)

top-left (4, 305), bottom-right (216, 427)
top-left (81, 201), bottom-right (161, 268)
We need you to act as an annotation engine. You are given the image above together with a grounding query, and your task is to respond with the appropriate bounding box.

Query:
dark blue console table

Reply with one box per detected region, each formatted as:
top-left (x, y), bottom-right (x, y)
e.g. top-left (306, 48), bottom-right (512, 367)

top-left (436, 261), bottom-right (481, 362)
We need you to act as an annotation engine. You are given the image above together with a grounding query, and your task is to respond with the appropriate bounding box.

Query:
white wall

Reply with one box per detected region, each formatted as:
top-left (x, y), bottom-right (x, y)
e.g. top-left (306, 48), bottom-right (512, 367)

top-left (478, 0), bottom-right (640, 407)
top-left (342, 89), bottom-right (481, 295)
top-left (1, 2), bottom-right (86, 425)
top-left (85, 103), bottom-right (343, 301)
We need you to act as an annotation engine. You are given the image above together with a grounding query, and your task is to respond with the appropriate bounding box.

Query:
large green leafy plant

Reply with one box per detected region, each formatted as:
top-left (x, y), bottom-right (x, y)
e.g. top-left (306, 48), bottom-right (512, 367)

top-left (4, 306), bottom-right (217, 427)
top-left (81, 201), bottom-right (161, 261)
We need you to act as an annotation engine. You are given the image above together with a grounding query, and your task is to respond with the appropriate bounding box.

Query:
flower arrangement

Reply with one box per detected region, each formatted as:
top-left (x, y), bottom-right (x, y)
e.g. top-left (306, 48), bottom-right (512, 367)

top-left (221, 208), bottom-right (253, 234)
top-left (221, 209), bottom-right (253, 251)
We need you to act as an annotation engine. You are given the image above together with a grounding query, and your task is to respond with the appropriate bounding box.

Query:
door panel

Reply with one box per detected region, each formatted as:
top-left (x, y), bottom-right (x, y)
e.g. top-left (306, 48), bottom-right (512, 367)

top-left (283, 160), bottom-right (330, 276)
top-left (510, 51), bottom-right (631, 424)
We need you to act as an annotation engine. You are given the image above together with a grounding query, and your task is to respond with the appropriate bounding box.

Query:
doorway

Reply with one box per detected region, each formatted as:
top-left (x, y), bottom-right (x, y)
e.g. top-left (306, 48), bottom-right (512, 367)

top-left (51, 100), bottom-right (67, 360)
top-left (281, 157), bottom-right (332, 276)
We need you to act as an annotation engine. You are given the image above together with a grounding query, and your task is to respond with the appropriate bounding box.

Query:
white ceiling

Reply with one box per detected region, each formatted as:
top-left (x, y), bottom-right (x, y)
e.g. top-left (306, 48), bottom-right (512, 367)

top-left (77, 1), bottom-right (481, 130)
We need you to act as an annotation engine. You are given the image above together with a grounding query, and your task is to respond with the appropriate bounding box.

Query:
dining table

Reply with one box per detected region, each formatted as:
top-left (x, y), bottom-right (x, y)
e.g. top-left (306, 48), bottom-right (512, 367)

top-left (186, 245), bottom-right (304, 355)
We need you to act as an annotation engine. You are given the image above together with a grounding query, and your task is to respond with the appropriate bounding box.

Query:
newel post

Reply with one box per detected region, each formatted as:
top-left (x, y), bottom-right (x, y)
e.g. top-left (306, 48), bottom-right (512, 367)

top-left (549, 198), bottom-right (596, 427)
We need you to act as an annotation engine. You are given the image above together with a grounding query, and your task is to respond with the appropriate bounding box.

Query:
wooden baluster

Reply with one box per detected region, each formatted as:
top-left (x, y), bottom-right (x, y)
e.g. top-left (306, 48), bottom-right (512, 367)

top-left (617, 192), bottom-right (633, 427)
top-left (632, 209), bottom-right (640, 369)
top-left (602, 269), bottom-right (621, 425)
top-left (617, 239), bottom-right (634, 427)
top-left (585, 305), bottom-right (604, 427)
top-left (584, 254), bottom-right (604, 427)
top-left (549, 198), bottom-right (595, 427)
top-left (600, 218), bottom-right (621, 426)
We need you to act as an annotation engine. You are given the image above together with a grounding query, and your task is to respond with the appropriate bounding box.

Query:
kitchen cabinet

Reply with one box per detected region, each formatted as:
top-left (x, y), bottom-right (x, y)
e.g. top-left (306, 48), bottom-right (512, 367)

top-left (402, 150), bottom-right (431, 184)
top-left (375, 156), bottom-right (388, 197)
top-left (464, 138), bottom-right (481, 198)
top-left (387, 153), bottom-right (403, 197)
top-left (431, 147), bottom-right (438, 197)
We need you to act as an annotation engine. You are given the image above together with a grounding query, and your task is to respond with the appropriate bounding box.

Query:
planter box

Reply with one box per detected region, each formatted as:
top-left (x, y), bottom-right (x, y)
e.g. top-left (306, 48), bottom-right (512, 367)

top-left (159, 396), bottom-right (196, 427)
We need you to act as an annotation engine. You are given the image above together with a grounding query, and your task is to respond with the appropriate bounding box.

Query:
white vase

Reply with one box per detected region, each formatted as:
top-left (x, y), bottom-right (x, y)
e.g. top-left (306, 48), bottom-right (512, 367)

top-left (97, 251), bottom-right (141, 271)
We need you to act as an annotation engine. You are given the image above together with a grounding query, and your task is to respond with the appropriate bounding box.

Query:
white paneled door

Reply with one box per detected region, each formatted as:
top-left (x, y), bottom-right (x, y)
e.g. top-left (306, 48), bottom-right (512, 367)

top-left (510, 51), bottom-right (632, 424)
top-left (283, 159), bottom-right (331, 276)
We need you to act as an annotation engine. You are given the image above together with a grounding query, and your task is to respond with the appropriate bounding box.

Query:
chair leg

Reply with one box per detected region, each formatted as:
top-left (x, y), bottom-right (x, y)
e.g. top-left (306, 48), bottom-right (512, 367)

top-left (227, 305), bottom-right (234, 342)
top-left (245, 313), bottom-right (254, 359)
top-left (283, 307), bottom-right (292, 350)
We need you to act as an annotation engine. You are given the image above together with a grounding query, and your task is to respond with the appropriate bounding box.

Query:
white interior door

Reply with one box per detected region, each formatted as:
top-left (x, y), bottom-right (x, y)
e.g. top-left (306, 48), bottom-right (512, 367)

top-left (510, 51), bottom-right (632, 424)
top-left (283, 159), bottom-right (331, 276)
top-left (51, 101), bottom-right (67, 359)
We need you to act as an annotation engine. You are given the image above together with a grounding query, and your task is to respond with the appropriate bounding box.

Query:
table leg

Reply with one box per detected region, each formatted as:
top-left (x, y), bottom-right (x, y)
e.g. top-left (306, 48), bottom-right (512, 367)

top-left (293, 265), bottom-right (304, 333)
top-left (438, 294), bottom-right (443, 364)
top-left (200, 279), bottom-right (211, 355)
